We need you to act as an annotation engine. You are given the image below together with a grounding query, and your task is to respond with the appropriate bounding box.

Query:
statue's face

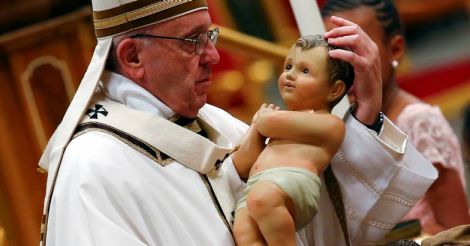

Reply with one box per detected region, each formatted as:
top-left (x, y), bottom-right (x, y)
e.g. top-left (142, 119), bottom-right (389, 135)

top-left (278, 45), bottom-right (331, 111)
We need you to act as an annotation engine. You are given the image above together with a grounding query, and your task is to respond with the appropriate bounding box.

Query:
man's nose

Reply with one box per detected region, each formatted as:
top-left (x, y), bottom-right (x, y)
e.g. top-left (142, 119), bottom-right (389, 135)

top-left (200, 41), bottom-right (220, 65)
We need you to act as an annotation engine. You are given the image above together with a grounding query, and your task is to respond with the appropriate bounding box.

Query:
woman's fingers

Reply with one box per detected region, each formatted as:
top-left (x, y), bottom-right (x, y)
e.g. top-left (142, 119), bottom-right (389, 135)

top-left (327, 34), bottom-right (361, 49)
top-left (330, 15), bottom-right (356, 26)
top-left (325, 26), bottom-right (359, 39)
top-left (328, 49), bottom-right (358, 64)
top-left (324, 16), bottom-right (360, 37)
top-left (323, 15), bottom-right (382, 123)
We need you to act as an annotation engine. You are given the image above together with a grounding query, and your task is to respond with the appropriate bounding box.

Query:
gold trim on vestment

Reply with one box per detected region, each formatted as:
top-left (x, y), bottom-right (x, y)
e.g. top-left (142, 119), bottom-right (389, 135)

top-left (74, 127), bottom-right (164, 165)
top-left (186, 120), bottom-right (201, 133)
top-left (74, 124), bottom-right (233, 235)
top-left (199, 174), bottom-right (233, 235)
top-left (72, 122), bottom-right (179, 166)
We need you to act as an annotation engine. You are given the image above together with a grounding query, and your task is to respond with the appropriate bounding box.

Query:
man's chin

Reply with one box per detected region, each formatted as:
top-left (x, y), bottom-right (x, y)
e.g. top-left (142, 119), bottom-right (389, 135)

top-left (189, 96), bottom-right (207, 115)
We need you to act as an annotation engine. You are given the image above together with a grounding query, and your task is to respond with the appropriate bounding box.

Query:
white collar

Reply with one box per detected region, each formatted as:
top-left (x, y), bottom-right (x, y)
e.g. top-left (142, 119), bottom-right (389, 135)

top-left (101, 70), bottom-right (175, 119)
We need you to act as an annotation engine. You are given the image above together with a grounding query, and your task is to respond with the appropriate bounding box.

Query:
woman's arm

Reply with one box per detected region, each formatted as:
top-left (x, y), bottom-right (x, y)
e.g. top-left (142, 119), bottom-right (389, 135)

top-left (426, 162), bottom-right (470, 234)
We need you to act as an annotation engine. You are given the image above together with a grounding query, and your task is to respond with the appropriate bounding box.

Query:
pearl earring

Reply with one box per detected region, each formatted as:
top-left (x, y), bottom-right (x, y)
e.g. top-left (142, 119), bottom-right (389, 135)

top-left (392, 60), bottom-right (399, 69)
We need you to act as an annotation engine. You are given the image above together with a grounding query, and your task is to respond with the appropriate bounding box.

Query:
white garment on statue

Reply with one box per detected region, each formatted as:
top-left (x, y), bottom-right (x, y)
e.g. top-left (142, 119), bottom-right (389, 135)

top-left (46, 71), bottom-right (436, 246)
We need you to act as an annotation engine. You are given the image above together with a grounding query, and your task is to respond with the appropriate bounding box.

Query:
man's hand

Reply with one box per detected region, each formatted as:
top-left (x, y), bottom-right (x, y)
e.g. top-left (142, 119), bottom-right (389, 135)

top-left (324, 16), bottom-right (382, 125)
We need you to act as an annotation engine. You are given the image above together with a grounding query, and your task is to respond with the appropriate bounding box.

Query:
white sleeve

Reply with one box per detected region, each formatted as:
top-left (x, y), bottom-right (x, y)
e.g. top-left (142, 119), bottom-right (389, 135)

top-left (46, 135), bottom-right (151, 246)
top-left (305, 113), bottom-right (437, 246)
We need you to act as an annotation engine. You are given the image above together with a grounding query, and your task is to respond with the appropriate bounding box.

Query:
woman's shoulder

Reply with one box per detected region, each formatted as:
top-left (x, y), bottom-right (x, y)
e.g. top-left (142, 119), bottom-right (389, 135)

top-left (397, 103), bottom-right (447, 127)
top-left (397, 103), bottom-right (463, 170)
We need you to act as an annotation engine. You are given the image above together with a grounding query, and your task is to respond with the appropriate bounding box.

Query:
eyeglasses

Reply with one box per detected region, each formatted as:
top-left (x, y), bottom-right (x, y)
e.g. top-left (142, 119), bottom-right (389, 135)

top-left (129, 28), bottom-right (219, 55)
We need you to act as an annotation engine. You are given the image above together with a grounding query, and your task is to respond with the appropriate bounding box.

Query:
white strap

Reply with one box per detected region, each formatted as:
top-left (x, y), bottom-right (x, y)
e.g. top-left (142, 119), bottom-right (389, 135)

top-left (39, 39), bottom-right (113, 172)
top-left (39, 38), bottom-right (113, 246)
top-left (81, 95), bottom-right (233, 174)
top-left (82, 94), bottom-right (238, 231)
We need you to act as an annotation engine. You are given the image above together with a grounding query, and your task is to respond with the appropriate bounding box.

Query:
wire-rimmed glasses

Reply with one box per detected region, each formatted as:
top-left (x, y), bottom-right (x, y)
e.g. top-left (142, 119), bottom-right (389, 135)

top-left (130, 28), bottom-right (219, 55)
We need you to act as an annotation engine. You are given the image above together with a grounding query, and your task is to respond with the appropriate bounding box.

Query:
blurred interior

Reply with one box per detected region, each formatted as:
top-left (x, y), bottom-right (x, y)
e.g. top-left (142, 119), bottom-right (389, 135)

top-left (0, 0), bottom-right (469, 245)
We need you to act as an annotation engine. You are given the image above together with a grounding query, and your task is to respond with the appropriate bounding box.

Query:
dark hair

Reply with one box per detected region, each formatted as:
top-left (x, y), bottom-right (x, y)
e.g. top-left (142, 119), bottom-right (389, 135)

top-left (295, 35), bottom-right (355, 107)
top-left (321, 0), bottom-right (403, 39)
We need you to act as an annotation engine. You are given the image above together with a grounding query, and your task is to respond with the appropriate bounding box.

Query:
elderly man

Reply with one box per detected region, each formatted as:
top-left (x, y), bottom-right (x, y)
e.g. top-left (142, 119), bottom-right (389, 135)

top-left (39, 0), bottom-right (436, 245)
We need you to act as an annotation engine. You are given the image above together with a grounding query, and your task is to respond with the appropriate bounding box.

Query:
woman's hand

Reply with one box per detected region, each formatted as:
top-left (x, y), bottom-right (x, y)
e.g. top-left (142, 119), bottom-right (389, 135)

top-left (324, 16), bottom-right (382, 125)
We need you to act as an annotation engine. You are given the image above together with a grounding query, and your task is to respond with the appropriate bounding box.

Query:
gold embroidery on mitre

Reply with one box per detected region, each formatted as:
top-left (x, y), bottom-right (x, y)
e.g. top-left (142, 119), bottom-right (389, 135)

top-left (94, 0), bottom-right (193, 30)
top-left (94, 15), bottom-right (128, 30)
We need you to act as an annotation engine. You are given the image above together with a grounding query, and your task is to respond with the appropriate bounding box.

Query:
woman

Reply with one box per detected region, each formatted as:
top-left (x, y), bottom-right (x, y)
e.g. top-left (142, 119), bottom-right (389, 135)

top-left (321, 0), bottom-right (470, 234)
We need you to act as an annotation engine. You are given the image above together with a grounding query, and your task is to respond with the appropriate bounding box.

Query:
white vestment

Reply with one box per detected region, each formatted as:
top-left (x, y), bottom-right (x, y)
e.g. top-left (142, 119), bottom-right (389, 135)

top-left (46, 71), bottom-right (437, 246)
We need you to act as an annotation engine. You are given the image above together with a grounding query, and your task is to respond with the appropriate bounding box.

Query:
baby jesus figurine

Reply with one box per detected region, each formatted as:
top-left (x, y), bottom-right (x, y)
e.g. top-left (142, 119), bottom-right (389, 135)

top-left (232, 35), bottom-right (354, 246)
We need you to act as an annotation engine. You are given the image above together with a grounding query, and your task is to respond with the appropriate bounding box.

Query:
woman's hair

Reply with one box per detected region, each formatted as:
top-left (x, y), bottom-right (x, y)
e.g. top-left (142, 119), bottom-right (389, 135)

top-left (321, 0), bottom-right (403, 39)
top-left (295, 35), bottom-right (355, 106)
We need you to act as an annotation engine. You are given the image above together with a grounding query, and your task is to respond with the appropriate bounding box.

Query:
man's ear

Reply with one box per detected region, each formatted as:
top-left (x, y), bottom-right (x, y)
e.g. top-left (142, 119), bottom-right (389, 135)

top-left (116, 38), bottom-right (145, 79)
top-left (327, 80), bottom-right (346, 103)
